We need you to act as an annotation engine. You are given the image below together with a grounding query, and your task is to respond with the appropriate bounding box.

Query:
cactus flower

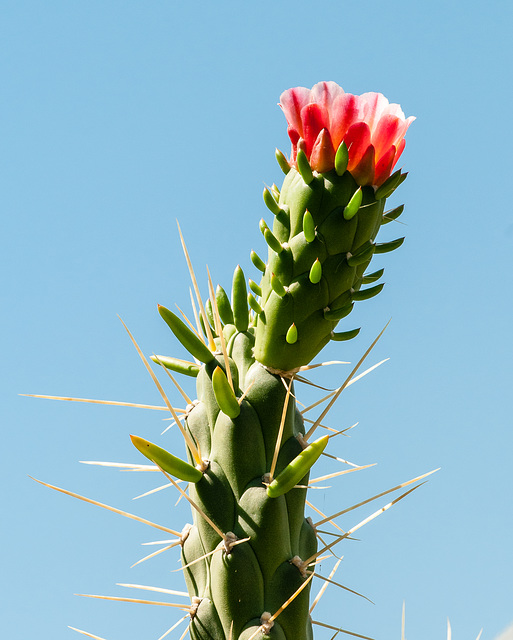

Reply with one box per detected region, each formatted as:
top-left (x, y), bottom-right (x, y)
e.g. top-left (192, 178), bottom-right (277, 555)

top-left (280, 81), bottom-right (414, 186)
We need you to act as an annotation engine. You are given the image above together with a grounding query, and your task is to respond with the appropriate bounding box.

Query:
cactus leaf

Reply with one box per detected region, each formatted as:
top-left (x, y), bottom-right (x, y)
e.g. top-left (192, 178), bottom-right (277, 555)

top-left (374, 237), bottom-right (405, 254)
top-left (248, 279), bottom-right (262, 297)
top-left (323, 302), bottom-right (354, 321)
top-left (267, 435), bottom-right (329, 498)
top-left (375, 170), bottom-right (407, 200)
top-left (275, 148), bottom-right (291, 175)
top-left (302, 210), bottom-right (315, 243)
top-left (264, 228), bottom-right (283, 254)
top-left (216, 285), bottom-right (234, 325)
top-left (334, 141), bottom-right (349, 176)
top-left (271, 273), bottom-right (287, 298)
top-left (362, 268), bottom-right (384, 284)
top-left (212, 366), bottom-right (241, 419)
top-left (248, 293), bottom-right (263, 315)
top-left (296, 149), bottom-right (314, 185)
top-left (286, 323), bottom-right (298, 344)
top-left (158, 306), bottom-right (215, 364)
top-left (232, 266), bottom-right (249, 333)
top-left (263, 187), bottom-right (282, 216)
top-left (382, 204), bottom-right (404, 225)
top-left (347, 241), bottom-right (375, 267)
top-left (331, 327), bottom-right (361, 341)
top-left (352, 282), bottom-right (384, 301)
top-left (308, 258), bottom-right (322, 284)
top-left (250, 250), bottom-right (267, 273)
top-left (130, 435), bottom-right (203, 483)
top-left (343, 187), bottom-right (363, 221)
top-left (150, 355), bottom-right (200, 378)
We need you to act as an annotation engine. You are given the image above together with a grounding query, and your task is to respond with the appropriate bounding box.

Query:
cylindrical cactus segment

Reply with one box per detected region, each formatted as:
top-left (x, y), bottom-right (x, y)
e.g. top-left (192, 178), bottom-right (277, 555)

top-left (170, 323), bottom-right (317, 640)
top-left (253, 165), bottom-right (406, 371)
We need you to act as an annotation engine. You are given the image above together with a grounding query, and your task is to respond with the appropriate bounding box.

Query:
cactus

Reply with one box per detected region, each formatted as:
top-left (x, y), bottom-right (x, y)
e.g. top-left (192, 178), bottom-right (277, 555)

top-left (32, 82), bottom-right (423, 640)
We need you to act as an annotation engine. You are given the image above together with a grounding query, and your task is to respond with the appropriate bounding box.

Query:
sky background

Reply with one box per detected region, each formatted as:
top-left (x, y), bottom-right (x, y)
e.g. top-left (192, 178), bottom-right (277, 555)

top-left (2, 1), bottom-right (513, 639)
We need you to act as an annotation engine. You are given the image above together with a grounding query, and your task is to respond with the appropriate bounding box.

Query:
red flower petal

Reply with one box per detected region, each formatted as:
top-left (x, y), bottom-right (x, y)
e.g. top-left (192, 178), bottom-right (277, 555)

top-left (330, 93), bottom-right (361, 149)
top-left (310, 128), bottom-right (336, 173)
top-left (391, 138), bottom-right (406, 171)
top-left (344, 122), bottom-right (371, 171)
top-left (373, 145), bottom-right (396, 186)
top-left (351, 144), bottom-right (375, 186)
top-left (360, 92), bottom-right (390, 131)
top-left (310, 81), bottom-right (345, 113)
top-left (372, 114), bottom-right (402, 158)
top-left (301, 103), bottom-right (329, 156)
top-left (279, 87), bottom-right (312, 138)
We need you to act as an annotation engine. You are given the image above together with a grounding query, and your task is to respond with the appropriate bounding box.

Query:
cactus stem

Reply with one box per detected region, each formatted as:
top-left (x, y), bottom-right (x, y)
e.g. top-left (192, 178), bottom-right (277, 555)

top-left (30, 476), bottom-right (182, 535)
top-left (304, 323), bottom-right (389, 441)
top-left (177, 222), bottom-right (216, 351)
top-left (268, 376), bottom-right (294, 481)
top-left (158, 466), bottom-right (226, 539)
top-left (119, 316), bottom-right (202, 464)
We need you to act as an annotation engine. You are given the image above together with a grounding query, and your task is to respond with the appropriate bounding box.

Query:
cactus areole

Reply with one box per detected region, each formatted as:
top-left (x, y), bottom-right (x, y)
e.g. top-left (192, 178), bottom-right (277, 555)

top-left (42, 82), bottom-right (414, 640)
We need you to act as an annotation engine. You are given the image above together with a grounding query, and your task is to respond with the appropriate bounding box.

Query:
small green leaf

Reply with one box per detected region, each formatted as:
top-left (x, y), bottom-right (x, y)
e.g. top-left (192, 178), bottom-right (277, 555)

top-left (267, 435), bottom-right (329, 498)
top-left (264, 228), bottom-right (283, 254)
top-left (216, 285), bottom-right (234, 325)
top-left (352, 283), bottom-right (384, 301)
top-left (212, 366), bottom-right (240, 419)
top-left (303, 210), bottom-right (315, 243)
top-left (248, 279), bottom-right (262, 297)
top-left (347, 242), bottom-right (375, 267)
top-left (263, 187), bottom-right (282, 216)
top-left (247, 293), bottom-right (263, 315)
top-left (296, 149), bottom-right (314, 184)
top-left (275, 148), bottom-right (291, 175)
top-left (231, 265), bottom-right (249, 332)
top-left (374, 237), bottom-right (405, 254)
top-left (362, 268), bottom-right (384, 284)
top-left (334, 141), bottom-right (349, 176)
top-left (158, 306), bottom-right (215, 364)
top-left (343, 187), bottom-right (363, 221)
top-left (130, 435), bottom-right (203, 483)
top-left (309, 258), bottom-right (322, 284)
top-left (382, 204), bottom-right (404, 225)
top-left (331, 328), bottom-right (361, 342)
top-left (323, 302), bottom-right (353, 321)
top-left (151, 355), bottom-right (200, 378)
top-left (286, 323), bottom-right (298, 344)
top-left (271, 273), bottom-right (287, 298)
top-left (250, 250), bottom-right (267, 273)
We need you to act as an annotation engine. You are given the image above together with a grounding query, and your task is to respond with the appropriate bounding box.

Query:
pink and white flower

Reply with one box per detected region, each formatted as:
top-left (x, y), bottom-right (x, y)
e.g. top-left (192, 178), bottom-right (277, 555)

top-left (280, 81), bottom-right (415, 187)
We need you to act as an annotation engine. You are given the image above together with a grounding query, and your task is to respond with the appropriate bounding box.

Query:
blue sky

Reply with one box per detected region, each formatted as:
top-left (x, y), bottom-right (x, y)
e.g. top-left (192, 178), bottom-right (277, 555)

top-left (2, 2), bottom-right (513, 639)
